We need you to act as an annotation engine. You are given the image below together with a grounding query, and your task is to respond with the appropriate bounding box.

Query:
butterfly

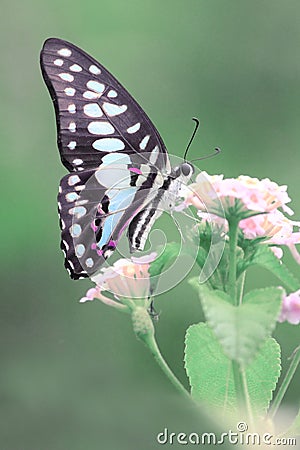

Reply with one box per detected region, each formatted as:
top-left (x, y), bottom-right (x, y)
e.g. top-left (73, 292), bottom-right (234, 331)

top-left (40, 38), bottom-right (194, 280)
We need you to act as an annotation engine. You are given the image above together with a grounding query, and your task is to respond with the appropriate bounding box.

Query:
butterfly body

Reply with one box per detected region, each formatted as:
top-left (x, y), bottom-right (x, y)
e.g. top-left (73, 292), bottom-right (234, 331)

top-left (40, 38), bottom-right (193, 279)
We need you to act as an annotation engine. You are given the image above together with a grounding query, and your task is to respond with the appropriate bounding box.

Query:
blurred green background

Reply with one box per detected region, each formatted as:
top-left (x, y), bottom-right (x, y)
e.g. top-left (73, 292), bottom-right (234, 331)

top-left (1, 0), bottom-right (300, 448)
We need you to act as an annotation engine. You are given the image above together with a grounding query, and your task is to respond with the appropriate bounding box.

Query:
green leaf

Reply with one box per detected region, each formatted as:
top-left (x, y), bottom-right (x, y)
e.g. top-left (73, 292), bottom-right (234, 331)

top-left (195, 243), bottom-right (245, 292)
top-left (192, 282), bottom-right (283, 365)
top-left (149, 242), bottom-right (181, 278)
top-left (195, 246), bottom-right (209, 269)
top-left (246, 338), bottom-right (281, 416)
top-left (238, 245), bottom-right (299, 291)
top-left (184, 323), bottom-right (281, 415)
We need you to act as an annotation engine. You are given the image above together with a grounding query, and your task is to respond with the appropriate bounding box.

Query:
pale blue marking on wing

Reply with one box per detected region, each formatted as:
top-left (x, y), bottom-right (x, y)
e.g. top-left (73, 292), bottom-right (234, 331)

top-left (95, 166), bottom-right (131, 189)
top-left (92, 138), bottom-right (125, 152)
top-left (97, 187), bottom-right (137, 248)
top-left (101, 153), bottom-right (131, 166)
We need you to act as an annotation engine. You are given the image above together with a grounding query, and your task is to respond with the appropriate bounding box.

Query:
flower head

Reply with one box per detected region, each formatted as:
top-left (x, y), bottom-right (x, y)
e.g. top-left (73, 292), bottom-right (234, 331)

top-left (184, 172), bottom-right (300, 261)
top-left (80, 253), bottom-right (157, 312)
top-left (186, 172), bottom-right (293, 219)
top-left (278, 290), bottom-right (300, 325)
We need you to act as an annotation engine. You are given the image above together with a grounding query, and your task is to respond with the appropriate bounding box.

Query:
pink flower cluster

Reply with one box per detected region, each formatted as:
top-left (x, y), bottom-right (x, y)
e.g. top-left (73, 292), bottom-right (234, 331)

top-left (279, 290), bottom-right (300, 325)
top-left (185, 172), bottom-right (300, 261)
top-left (80, 253), bottom-right (156, 310)
top-left (187, 172), bottom-right (293, 216)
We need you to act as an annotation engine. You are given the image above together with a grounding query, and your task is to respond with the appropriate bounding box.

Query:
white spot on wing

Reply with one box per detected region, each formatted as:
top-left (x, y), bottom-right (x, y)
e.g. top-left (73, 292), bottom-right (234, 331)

top-left (70, 64), bottom-right (82, 72)
top-left (140, 164), bottom-right (151, 177)
top-left (104, 249), bottom-right (114, 258)
top-left (89, 65), bottom-right (101, 75)
top-left (101, 153), bottom-right (131, 165)
top-left (83, 91), bottom-right (100, 100)
top-left (58, 48), bottom-right (72, 57)
top-left (127, 122), bottom-right (141, 134)
top-left (68, 175), bottom-right (80, 185)
top-left (76, 199), bottom-right (89, 206)
top-left (66, 192), bottom-right (79, 202)
top-left (69, 206), bottom-right (87, 218)
top-left (86, 80), bottom-right (105, 93)
top-left (70, 224), bottom-right (82, 237)
top-left (69, 122), bottom-right (76, 132)
top-left (68, 141), bottom-right (76, 150)
top-left (83, 103), bottom-right (103, 118)
top-left (54, 59), bottom-right (63, 66)
top-left (73, 158), bottom-right (83, 165)
top-left (102, 102), bottom-right (127, 116)
top-left (88, 121), bottom-right (115, 135)
top-left (68, 104), bottom-right (76, 114)
top-left (58, 73), bottom-right (74, 82)
top-left (139, 135), bottom-right (150, 150)
top-left (86, 258), bottom-right (94, 268)
top-left (64, 87), bottom-right (75, 96)
top-left (62, 240), bottom-right (69, 251)
top-left (150, 145), bottom-right (159, 164)
top-left (107, 90), bottom-right (117, 98)
top-left (95, 165), bottom-right (130, 188)
top-left (75, 244), bottom-right (85, 257)
top-left (92, 138), bottom-right (125, 152)
top-left (75, 185), bottom-right (85, 191)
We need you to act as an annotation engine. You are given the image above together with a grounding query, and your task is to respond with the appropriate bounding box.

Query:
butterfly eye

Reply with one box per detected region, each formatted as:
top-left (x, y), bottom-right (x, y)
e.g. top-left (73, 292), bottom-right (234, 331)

top-left (181, 163), bottom-right (193, 177)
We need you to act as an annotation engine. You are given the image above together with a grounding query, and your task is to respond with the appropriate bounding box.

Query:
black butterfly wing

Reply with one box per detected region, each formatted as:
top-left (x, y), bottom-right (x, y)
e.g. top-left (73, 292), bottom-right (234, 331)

top-left (58, 162), bottom-right (162, 279)
top-left (40, 38), bottom-right (170, 279)
top-left (40, 37), bottom-right (169, 172)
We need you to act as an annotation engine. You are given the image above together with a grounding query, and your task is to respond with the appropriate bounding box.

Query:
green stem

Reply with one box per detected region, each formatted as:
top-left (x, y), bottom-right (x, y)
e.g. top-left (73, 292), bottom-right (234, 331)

top-left (269, 345), bottom-right (300, 419)
top-left (143, 332), bottom-right (192, 402)
top-left (228, 218), bottom-right (253, 420)
top-left (237, 271), bottom-right (246, 305)
top-left (232, 362), bottom-right (255, 425)
top-left (232, 361), bottom-right (246, 413)
top-left (241, 365), bottom-right (255, 429)
top-left (228, 218), bottom-right (239, 305)
top-left (132, 307), bottom-right (192, 402)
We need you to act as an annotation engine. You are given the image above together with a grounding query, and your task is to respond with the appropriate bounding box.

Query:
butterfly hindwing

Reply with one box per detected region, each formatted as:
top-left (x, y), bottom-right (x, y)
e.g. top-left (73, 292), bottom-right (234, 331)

top-left (58, 157), bottom-right (164, 278)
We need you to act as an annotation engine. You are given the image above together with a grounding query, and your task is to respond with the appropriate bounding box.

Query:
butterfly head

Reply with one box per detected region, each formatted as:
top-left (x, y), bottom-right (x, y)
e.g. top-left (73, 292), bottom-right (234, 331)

top-left (180, 162), bottom-right (194, 177)
top-left (173, 162), bottom-right (194, 180)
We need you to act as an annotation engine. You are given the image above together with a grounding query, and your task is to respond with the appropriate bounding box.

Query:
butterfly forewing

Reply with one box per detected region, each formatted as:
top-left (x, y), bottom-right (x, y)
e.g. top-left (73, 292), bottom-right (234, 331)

top-left (40, 38), bottom-right (169, 172)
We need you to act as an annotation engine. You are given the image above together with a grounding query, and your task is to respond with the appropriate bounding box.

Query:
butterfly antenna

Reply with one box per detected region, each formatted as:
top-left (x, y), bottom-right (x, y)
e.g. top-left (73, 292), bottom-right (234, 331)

top-left (190, 147), bottom-right (221, 163)
top-left (183, 117), bottom-right (200, 161)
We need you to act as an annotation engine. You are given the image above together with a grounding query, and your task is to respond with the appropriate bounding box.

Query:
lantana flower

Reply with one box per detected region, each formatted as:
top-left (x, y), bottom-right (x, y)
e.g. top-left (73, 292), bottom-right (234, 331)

top-left (184, 172), bottom-right (300, 261)
top-left (278, 290), bottom-right (300, 325)
top-left (186, 172), bottom-right (293, 218)
top-left (80, 253), bottom-right (157, 313)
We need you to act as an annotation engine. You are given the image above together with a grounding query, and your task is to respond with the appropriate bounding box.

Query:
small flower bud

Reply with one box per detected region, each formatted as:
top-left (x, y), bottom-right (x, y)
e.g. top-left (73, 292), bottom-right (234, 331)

top-left (131, 306), bottom-right (155, 340)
